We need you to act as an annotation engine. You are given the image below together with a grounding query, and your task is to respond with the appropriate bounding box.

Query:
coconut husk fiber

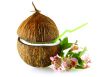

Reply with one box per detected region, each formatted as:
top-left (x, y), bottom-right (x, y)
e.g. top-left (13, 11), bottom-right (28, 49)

top-left (17, 37), bottom-right (60, 67)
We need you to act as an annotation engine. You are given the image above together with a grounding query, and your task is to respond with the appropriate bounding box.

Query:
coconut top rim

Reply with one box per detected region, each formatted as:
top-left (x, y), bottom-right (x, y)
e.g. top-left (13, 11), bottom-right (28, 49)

top-left (18, 37), bottom-right (60, 46)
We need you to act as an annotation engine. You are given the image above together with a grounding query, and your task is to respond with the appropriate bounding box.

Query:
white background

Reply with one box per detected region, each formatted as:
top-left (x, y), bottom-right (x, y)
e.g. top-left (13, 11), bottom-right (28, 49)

top-left (0, 0), bottom-right (110, 77)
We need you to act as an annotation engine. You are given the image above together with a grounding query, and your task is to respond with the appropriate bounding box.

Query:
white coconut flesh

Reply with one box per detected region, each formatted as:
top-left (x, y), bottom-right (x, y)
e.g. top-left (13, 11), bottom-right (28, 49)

top-left (19, 38), bottom-right (60, 46)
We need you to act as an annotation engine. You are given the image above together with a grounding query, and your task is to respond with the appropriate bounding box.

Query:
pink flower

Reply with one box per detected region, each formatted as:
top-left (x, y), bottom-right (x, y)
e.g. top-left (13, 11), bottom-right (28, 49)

top-left (50, 55), bottom-right (62, 71)
top-left (82, 55), bottom-right (91, 63)
top-left (62, 58), bottom-right (78, 70)
top-left (71, 58), bottom-right (78, 67)
top-left (83, 64), bottom-right (90, 68)
top-left (81, 55), bottom-right (91, 68)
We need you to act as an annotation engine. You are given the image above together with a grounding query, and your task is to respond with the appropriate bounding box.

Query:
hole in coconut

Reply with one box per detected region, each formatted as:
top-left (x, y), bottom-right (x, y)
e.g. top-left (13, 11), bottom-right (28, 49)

top-left (18, 37), bottom-right (60, 46)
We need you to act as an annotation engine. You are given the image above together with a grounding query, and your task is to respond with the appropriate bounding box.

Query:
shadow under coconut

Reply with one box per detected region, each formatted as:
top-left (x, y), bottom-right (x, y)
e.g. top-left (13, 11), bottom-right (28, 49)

top-left (31, 66), bottom-right (54, 73)
top-left (31, 67), bottom-right (86, 73)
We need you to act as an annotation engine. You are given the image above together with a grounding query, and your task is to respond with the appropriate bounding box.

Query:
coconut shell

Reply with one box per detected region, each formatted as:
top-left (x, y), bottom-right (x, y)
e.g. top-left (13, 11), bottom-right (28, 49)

top-left (17, 12), bottom-right (59, 43)
top-left (17, 37), bottom-right (60, 67)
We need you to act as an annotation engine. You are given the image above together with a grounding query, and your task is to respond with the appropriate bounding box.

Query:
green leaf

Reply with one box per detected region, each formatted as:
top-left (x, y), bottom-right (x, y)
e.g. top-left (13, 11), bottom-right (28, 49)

top-left (66, 51), bottom-right (73, 57)
top-left (60, 37), bottom-right (73, 50)
top-left (61, 43), bottom-right (72, 50)
top-left (75, 65), bottom-right (84, 69)
top-left (66, 43), bottom-right (73, 48)
top-left (60, 37), bottom-right (68, 45)
top-left (66, 51), bottom-right (79, 58)
top-left (77, 57), bottom-right (84, 66)
top-left (58, 50), bottom-right (64, 57)
top-left (78, 47), bottom-right (87, 57)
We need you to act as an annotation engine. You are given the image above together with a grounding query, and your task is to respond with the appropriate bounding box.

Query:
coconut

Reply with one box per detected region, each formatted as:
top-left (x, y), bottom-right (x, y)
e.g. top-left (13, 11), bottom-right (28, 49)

top-left (17, 2), bottom-right (60, 67)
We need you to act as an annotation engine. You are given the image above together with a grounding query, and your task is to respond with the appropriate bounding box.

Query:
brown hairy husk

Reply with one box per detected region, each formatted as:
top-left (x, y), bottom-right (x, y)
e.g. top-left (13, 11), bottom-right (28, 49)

top-left (17, 12), bottom-right (59, 43)
top-left (17, 37), bottom-right (60, 67)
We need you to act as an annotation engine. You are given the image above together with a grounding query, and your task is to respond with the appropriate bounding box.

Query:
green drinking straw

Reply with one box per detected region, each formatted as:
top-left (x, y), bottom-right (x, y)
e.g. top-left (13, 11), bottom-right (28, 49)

top-left (51, 23), bottom-right (88, 43)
